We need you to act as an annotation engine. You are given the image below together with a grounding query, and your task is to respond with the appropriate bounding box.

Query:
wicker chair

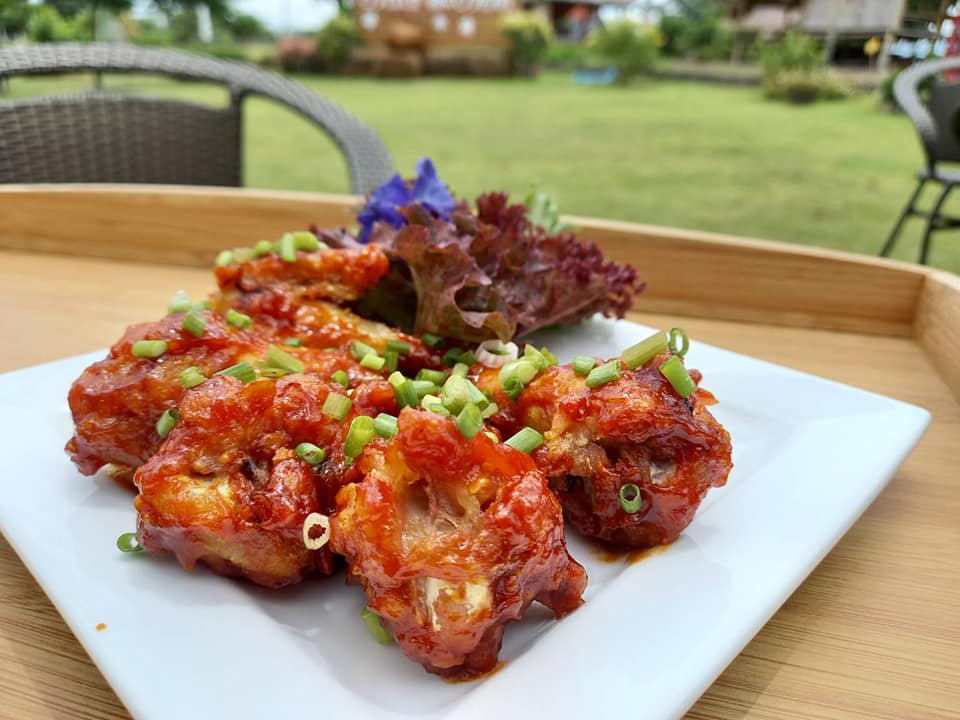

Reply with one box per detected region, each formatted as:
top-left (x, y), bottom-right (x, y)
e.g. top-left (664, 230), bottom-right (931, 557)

top-left (882, 57), bottom-right (960, 265)
top-left (0, 44), bottom-right (394, 194)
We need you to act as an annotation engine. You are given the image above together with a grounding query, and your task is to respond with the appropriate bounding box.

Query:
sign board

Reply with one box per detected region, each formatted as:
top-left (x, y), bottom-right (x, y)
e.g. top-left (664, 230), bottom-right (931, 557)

top-left (355, 0), bottom-right (516, 48)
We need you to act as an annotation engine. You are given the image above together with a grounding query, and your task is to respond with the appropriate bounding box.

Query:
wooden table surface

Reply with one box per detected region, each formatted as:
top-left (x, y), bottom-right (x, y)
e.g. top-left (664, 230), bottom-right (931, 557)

top-left (2, 248), bottom-right (958, 719)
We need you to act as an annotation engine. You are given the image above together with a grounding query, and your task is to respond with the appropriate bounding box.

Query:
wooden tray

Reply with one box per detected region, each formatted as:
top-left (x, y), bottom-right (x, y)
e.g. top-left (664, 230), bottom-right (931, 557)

top-left (0, 186), bottom-right (957, 720)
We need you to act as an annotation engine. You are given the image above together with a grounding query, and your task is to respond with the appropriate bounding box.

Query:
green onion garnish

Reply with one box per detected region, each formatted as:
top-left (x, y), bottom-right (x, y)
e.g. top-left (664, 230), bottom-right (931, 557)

top-left (322, 392), bottom-right (352, 421)
top-left (373, 413), bottom-right (399, 438)
top-left (116, 532), bottom-right (143, 553)
top-left (215, 250), bottom-right (234, 267)
top-left (291, 230), bottom-right (321, 251)
top-left (416, 368), bottom-right (446, 385)
top-left (331, 370), bottom-right (350, 388)
top-left (233, 247), bottom-right (254, 263)
top-left (502, 377), bottom-right (524, 400)
top-left (481, 401), bottom-right (499, 419)
top-left (351, 340), bottom-right (378, 361)
top-left (442, 348), bottom-right (463, 366)
top-left (181, 310), bottom-right (206, 337)
top-left (253, 239), bottom-right (273, 257)
top-left (224, 309), bottom-right (253, 329)
top-left (284, 337), bottom-right (303, 347)
top-left (585, 360), bottom-right (621, 389)
top-left (465, 379), bottom-right (489, 409)
top-left (296, 442), bottom-right (326, 465)
top-left (361, 608), bottom-right (392, 645)
top-left (456, 403), bottom-right (483, 440)
top-left (215, 362), bottom-right (257, 384)
top-left (360, 353), bottom-right (385, 371)
top-left (422, 396), bottom-right (451, 416)
top-left (179, 366), bottom-right (206, 389)
top-left (523, 345), bottom-right (549, 371)
top-left (452, 362), bottom-right (470, 378)
top-left (382, 350), bottom-right (399, 373)
top-left (267, 345), bottom-right (305, 374)
top-left (572, 356), bottom-right (596, 376)
top-left (386, 340), bottom-right (411, 355)
top-left (388, 371), bottom-right (406, 387)
top-left (483, 431), bottom-right (499, 443)
top-left (155, 408), bottom-right (179, 439)
top-left (344, 415), bottom-right (375, 460)
top-left (168, 290), bottom-right (192, 313)
top-left (541, 347), bottom-right (559, 366)
top-left (421, 333), bottom-right (443, 348)
top-left (659, 355), bottom-right (697, 398)
top-left (458, 351), bottom-right (476, 367)
top-left (622, 331), bottom-right (669, 370)
top-left (394, 380), bottom-right (419, 408)
top-left (279, 233), bottom-right (297, 262)
top-left (619, 483), bottom-right (643, 513)
top-left (668, 327), bottom-right (690, 357)
top-left (441, 375), bottom-right (471, 414)
top-left (411, 380), bottom-right (437, 398)
top-left (192, 300), bottom-right (213, 311)
top-left (132, 340), bottom-right (167, 358)
top-left (499, 360), bottom-right (539, 395)
top-left (504, 426), bottom-right (545, 454)
top-left (257, 364), bottom-right (288, 379)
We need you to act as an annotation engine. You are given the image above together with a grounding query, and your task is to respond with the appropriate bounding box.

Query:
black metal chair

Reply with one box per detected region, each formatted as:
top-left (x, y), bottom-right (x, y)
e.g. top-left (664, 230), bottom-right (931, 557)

top-left (882, 57), bottom-right (960, 265)
top-left (0, 43), bottom-right (394, 194)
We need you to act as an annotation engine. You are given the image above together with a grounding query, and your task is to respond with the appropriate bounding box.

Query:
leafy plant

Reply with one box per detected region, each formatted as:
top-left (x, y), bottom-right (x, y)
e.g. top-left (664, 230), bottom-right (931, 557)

top-left (27, 5), bottom-right (78, 42)
top-left (758, 30), bottom-right (824, 76)
top-left (589, 20), bottom-right (659, 84)
top-left (499, 11), bottom-right (553, 78)
top-left (764, 69), bottom-right (850, 104)
top-left (315, 14), bottom-right (360, 70)
top-left (0, 0), bottom-right (32, 37)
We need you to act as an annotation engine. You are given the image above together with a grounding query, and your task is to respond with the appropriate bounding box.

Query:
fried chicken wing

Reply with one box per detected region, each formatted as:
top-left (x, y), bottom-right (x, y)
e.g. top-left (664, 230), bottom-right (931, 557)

top-left (474, 355), bottom-right (733, 548)
top-left (133, 373), bottom-right (396, 587)
top-left (330, 408), bottom-right (587, 678)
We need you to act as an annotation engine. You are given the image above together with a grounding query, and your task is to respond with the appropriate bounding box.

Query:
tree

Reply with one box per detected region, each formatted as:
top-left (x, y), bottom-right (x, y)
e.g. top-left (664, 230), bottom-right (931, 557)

top-left (0, 0), bottom-right (32, 37)
top-left (228, 12), bottom-right (270, 41)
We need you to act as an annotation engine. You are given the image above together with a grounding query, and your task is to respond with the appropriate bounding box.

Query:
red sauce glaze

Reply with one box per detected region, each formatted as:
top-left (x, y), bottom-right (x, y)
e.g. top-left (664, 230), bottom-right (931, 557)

top-left (331, 408), bottom-right (587, 679)
top-left (473, 355), bottom-right (732, 549)
top-left (133, 373), bottom-right (396, 588)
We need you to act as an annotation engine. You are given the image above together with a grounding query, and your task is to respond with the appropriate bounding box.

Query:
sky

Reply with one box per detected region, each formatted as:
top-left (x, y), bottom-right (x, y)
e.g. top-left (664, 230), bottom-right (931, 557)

top-left (131, 0), bottom-right (339, 33)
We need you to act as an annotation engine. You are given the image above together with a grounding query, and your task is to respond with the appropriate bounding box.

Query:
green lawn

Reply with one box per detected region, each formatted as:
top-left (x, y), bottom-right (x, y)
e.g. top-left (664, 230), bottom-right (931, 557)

top-left (7, 71), bottom-right (959, 274)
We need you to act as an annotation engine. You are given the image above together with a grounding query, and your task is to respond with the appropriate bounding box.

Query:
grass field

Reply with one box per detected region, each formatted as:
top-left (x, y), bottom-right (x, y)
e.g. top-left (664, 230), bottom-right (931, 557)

top-left (7, 71), bottom-right (959, 274)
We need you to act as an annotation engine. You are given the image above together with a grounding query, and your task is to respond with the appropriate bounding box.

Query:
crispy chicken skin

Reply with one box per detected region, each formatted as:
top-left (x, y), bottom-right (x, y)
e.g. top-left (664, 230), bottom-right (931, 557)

top-left (134, 373), bottom-right (397, 587)
top-left (331, 409), bottom-right (587, 678)
top-left (474, 355), bottom-right (732, 548)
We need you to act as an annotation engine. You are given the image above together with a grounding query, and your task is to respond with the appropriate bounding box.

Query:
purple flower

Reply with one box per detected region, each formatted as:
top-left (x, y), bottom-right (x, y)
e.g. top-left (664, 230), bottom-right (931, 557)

top-left (357, 157), bottom-right (456, 243)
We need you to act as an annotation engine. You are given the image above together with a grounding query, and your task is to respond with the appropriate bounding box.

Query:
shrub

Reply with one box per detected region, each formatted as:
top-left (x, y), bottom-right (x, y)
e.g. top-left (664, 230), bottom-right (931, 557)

top-left (315, 14), bottom-right (360, 70)
top-left (27, 6), bottom-right (77, 42)
top-left (276, 35), bottom-right (320, 73)
top-left (589, 20), bottom-right (659, 84)
top-left (763, 69), bottom-right (851, 104)
top-left (758, 30), bottom-right (824, 76)
top-left (658, 2), bottom-right (731, 61)
top-left (543, 41), bottom-right (591, 70)
top-left (499, 11), bottom-right (553, 77)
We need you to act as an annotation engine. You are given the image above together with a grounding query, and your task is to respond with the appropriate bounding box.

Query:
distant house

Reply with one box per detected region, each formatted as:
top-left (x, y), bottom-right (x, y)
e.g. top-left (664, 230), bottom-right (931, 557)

top-left (729, 0), bottom-right (946, 69)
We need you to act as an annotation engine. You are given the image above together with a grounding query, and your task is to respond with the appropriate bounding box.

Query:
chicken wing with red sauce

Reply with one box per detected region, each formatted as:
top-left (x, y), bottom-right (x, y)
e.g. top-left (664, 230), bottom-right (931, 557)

top-left (330, 408), bottom-right (587, 678)
top-left (134, 373), bottom-right (397, 587)
top-left (474, 355), bottom-right (732, 548)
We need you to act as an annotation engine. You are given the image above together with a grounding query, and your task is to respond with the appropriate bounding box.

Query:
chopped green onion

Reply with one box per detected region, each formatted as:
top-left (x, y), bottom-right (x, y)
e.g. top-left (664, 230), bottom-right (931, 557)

top-left (296, 442), bottom-right (326, 466)
top-left (382, 350), bottom-right (399, 373)
top-left (388, 371), bottom-right (406, 388)
top-left (224, 308), bottom-right (253, 329)
top-left (179, 366), bottom-right (206, 389)
top-left (499, 360), bottom-right (540, 393)
top-left (291, 230), bottom-right (320, 251)
top-left (585, 360), bottom-right (621, 389)
top-left (441, 375), bottom-right (471, 414)
top-left (502, 377), bottom-right (525, 400)
top-left (420, 393), bottom-right (442, 410)
top-left (481, 401), bottom-right (499, 419)
top-left (351, 340), bottom-right (378, 361)
top-left (322, 392), bottom-right (352, 421)
top-left (267, 345), bottom-right (305, 374)
top-left (483, 431), bottom-right (499, 443)
top-left (215, 362), bottom-right (257, 384)
top-left (344, 415), bottom-right (376, 460)
top-left (361, 608), bottom-right (392, 645)
top-left (215, 249), bottom-right (234, 267)
top-left (523, 345), bottom-right (549, 371)
top-left (622, 331), bottom-right (669, 370)
top-left (416, 369), bottom-right (446, 385)
top-left (252, 239), bottom-right (273, 257)
top-left (456, 403), bottom-right (483, 440)
top-left (541, 347), bottom-right (559, 366)
top-left (659, 355), bottom-right (697, 398)
top-left (116, 532), bottom-right (143, 554)
top-left (360, 353), bottom-right (386, 371)
top-left (421, 333), bottom-right (443, 348)
top-left (411, 380), bottom-right (438, 399)
top-left (458, 351), bottom-right (476, 367)
top-left (386, 339), bottom-right (411, 355)
top-left (257, 364), bottom-right (289, 379)
top-left (168, 290), bottom-right (192, 313)
top-left (279, 233), bottom-right (297, 262)
top-left (504, 426), bottom-right (545, 454)
top-left (155, 408), bottom-right (179, 439)
top-left (619, 483), bottom-right (643, 513)
top-left (192, 300), bottom-right (213, 311)
top-left (442, 347), bottom-right (463, 365)
top-left (373, 413), bottom-right (399, 438)
top-left (284, 337), bottom-right (303, 347)
top-left (394, 380), bottom-right (419, 408)
top-left (424, 401), bottom-right (451, 416)
top-left (452, 362), bottom-right (470, 377)
top-left (132, 340), bottom-right (167, 358)
top-left (181, 310), bottom-right (206, 337)
top-left (572, 356), bottom-right (596, 376)
top-left (464, 379), bottom-right (489, 409)
top-left (233, 247), bottom-right (254, 263)
top-left (668, 327), bottom-right (690, 357)
top-left (331, 370), bottom-right (350, 388)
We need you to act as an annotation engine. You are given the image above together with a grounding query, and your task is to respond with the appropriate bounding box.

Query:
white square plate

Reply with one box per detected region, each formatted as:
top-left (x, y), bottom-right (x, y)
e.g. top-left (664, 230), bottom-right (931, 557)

top-left (0, 318), bottom-right (929, 720)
